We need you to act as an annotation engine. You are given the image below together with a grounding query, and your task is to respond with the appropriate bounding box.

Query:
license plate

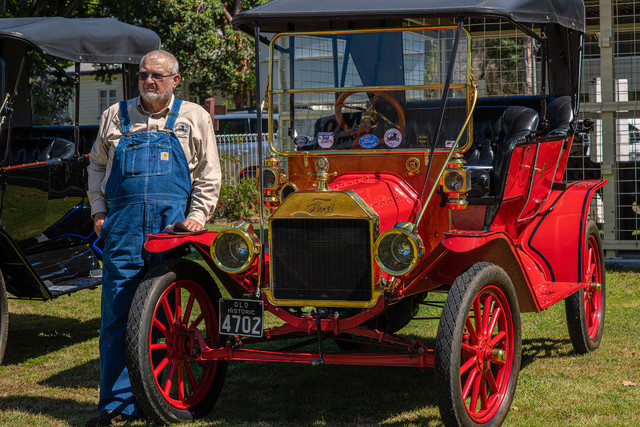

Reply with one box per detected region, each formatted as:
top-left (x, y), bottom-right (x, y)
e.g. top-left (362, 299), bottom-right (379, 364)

top-left (219, 298), bottom-right (264, 337)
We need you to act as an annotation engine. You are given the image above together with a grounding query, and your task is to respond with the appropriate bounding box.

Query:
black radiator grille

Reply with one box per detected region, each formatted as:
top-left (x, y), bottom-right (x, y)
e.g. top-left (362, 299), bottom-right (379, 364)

top-left (270, 218), bottom-right (372, 302)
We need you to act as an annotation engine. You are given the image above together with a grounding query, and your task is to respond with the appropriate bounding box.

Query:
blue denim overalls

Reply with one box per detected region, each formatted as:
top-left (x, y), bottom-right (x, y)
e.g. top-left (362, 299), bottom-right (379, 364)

top-left (98, 99), bottom-right (191, 415)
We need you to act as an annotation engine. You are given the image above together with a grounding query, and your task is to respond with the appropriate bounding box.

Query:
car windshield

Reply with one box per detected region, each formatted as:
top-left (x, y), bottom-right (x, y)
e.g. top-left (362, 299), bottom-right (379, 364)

top-left (268, 27), bottom-right (471, 153)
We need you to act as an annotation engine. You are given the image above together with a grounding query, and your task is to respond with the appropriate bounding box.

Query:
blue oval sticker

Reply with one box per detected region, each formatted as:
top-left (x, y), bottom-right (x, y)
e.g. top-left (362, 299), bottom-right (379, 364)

top-left (359, 134), bottom-right (379, 149)
top-left (294, 135), bottom-right (309, 147)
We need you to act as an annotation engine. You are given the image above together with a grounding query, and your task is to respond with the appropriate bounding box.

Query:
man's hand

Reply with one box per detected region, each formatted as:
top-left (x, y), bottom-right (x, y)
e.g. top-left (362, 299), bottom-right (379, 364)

top-left (181, 218), bottom-right (204, 231)
top-left (94, 212), bottom-right (106, 237)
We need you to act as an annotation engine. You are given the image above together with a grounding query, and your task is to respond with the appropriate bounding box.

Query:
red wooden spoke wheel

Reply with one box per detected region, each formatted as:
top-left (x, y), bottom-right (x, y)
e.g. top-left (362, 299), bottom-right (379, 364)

top-left (127, 260), bottom-right (227, 425)
top-left (584, 234), bottom-right (603, 338)
top-left (566, 220), bottom-right (606, 354)
top-left (459, 286), bottom-right (514, 422)
top-left (149, 278), bottom-right (218, 409)
top-left (436, 263), bottom-right (522, 427)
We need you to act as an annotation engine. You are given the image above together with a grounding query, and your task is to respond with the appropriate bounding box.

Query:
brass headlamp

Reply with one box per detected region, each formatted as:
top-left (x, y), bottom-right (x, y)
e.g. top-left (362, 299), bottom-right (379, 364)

top-left (259, 155), bottom-right (287, 206)
top-left (440, 152), bottom-right (470, 210)
top-left (210, 221), bottom-right (261, 274)
top-left (374, 222), bottom-right (424, 276)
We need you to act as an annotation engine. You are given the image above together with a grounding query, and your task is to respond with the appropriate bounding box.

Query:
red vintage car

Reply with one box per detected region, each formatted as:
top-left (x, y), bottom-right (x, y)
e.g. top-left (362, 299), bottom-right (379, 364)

top-left (126, 1), bottom-right (605, 426)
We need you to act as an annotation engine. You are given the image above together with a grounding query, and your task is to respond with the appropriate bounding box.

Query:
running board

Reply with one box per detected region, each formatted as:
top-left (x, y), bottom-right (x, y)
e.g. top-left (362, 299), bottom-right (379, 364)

top-left (44, 269), bottom-right (102, 298)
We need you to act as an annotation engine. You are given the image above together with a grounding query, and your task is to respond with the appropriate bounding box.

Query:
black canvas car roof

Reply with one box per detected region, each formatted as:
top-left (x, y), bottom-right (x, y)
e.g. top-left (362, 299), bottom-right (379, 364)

top-left (0, 17), bottom-right (160, 64)
top-left (233, 0), bottom-right (585, 33)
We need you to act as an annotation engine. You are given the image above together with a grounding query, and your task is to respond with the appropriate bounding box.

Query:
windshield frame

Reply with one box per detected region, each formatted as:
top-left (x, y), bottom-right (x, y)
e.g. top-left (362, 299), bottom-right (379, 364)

top-left (266, 25), bottom-right (474, 157)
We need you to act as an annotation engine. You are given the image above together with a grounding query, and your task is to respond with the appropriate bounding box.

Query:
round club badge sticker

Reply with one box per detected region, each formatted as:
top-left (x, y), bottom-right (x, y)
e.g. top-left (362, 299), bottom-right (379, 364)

top-left (174, 122), bottom-right (190, 137)
top-left (359, 134), bottom-right (379, 149)
top-left (384, 128), bottom-right (402, 148)
top-left (317, 132), bottom-right (334, 149)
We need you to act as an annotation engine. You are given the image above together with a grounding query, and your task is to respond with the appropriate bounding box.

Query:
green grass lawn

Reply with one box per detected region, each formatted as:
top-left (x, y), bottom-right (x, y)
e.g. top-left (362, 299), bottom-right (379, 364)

top-left (0, 266), bottom-right (638, 426)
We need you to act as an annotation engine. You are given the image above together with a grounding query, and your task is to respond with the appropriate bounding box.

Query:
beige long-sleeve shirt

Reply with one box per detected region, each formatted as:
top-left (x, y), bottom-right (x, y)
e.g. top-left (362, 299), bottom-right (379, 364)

top-left (87, 95), bottom-right (221, 226)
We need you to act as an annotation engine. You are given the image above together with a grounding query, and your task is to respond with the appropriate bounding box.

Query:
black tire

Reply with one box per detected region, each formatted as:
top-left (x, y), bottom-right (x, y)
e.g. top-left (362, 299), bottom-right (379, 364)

top-left (126, 259), bottom-right (227, 425)
top-left (367, 291), bottom-right (428, 334)
top-left (565, 220), bottom-right (605, 354)
top-left (0, 271), bottom-right (8, 366)
top-left (435, 262), bottom-right (522, 427)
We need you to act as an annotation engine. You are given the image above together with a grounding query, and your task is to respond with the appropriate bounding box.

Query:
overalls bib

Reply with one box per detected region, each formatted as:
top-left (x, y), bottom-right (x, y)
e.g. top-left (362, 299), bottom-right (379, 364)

top-left (98, 99), bottom-right (191, 415)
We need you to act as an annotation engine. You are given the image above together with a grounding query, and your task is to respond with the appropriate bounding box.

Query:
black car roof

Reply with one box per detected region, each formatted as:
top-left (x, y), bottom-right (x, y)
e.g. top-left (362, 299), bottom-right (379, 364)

top-left (233, 0), bottom-right (585, 34)
top-left (0, 17), bottom-right (161, 64)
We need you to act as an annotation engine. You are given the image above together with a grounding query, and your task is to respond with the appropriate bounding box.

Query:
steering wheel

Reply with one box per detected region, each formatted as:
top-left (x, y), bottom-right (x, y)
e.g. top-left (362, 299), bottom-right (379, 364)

top-left (334, 91), bottom-right (405, 135)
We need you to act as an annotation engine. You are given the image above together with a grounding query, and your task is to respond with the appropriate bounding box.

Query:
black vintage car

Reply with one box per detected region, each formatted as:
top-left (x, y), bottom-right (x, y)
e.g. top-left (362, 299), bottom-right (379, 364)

top-left (0, 17), bottom-right (160, 364)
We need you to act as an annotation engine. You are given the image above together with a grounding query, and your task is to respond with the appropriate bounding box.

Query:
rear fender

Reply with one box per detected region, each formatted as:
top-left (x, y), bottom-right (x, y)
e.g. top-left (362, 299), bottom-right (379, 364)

top-left (417, 231), bottom-right (539, 312)
top-left (522, 179), bottom-right (607, 283)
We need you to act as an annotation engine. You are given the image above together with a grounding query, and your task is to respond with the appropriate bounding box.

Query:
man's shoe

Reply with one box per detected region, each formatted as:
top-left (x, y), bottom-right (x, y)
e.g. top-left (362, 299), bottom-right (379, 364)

top-left (85, 410), bottom-right (142, 426)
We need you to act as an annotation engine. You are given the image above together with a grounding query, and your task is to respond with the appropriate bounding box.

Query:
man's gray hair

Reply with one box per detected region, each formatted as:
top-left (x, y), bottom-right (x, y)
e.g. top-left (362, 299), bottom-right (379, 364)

top-left (140, 50), bottom-right (179, 74)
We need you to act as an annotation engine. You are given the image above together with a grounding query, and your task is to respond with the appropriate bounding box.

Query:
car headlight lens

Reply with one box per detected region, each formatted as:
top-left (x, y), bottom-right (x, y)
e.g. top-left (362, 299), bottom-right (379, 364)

top-left (444, 170), bottom-right (464, 192)
top-left (374, 225), bottom-right (423, 276)
top-left (210, 228), bottom-right (258, 274)
top-left (261, 168), bottom-right (278, 189)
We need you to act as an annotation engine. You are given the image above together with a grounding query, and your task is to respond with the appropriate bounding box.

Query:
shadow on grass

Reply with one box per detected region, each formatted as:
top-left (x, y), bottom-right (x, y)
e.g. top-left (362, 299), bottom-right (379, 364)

top-left (4, 313), bottom-right (100, 366)
top-left (40, 358), bottom-right (100, 389)
top-left (520, 336), bottom-right (573, 370)
top-left (207, 361), bottom-right (442, 425)
top-left (0, 395), bottom-right (104, 427)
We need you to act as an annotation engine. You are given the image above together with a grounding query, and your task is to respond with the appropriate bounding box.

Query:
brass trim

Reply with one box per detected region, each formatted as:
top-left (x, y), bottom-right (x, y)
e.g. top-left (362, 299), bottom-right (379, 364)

top-left (273, 83), bottom-right (467, 95)
top-left (210, 223), bottom-right (261, 274)
top-left (267, 190), bottom-right (380, 308)
top-left (270, 190), bottom-right (379, 219)
top-left (413, 83), bottom-right (478, 229)
top-left (261, 289), bottom-right (383, 309)
top-left (278, 182), bottom-right (298, 203)
top-left (267, 25), bottom-right (473, 158)
top-left (259, 166), bottom-right (280, 191)
top-left (406, 157), bottom-right (421, 175)
top-left (373, 222), bottom-right (424, 276)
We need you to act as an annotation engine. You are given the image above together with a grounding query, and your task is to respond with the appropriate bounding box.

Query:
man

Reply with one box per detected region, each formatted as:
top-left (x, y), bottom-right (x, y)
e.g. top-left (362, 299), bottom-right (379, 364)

top-left (86, 50), bottom-right (221, 425)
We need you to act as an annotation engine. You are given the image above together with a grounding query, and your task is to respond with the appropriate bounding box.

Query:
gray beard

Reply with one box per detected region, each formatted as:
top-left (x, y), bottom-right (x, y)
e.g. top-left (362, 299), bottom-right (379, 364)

top-left (140, 89), bottom-right (172, 104)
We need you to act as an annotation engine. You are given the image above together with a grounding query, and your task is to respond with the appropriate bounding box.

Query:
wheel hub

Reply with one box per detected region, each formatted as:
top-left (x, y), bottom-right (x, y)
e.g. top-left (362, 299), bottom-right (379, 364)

top-left (169, 324), bottom-right (190, 360)
top-left (475, 340), bottom-right (496, 371)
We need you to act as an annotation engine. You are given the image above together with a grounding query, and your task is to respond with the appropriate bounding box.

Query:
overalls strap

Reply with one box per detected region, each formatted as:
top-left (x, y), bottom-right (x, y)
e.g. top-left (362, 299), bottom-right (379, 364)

top-left (119, 100), bottom-right (131, 135)
top-left (164, 99), bottom-right (182, 131)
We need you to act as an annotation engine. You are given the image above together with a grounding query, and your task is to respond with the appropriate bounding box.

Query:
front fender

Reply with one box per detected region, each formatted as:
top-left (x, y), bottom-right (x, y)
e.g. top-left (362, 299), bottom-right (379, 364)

top-left (144, 231), bottom-right (218, 253)
top-left (144, 230), bottom-right (257, 298)
top-left (406, 231), bottom-right (540, 312)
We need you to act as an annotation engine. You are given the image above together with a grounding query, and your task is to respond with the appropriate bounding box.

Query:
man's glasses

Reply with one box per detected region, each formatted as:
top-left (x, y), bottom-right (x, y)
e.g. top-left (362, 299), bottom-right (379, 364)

top-left (137, 72), bottom-right (176, 82)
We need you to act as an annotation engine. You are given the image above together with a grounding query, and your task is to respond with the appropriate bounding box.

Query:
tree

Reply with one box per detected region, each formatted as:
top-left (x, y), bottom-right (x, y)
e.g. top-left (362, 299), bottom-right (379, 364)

top-left (3, 0), bottom-right (267, 109)
top-left (97, 0), bottom-right (267, 108)
top-left (0, 0), bottom-right (94, 17)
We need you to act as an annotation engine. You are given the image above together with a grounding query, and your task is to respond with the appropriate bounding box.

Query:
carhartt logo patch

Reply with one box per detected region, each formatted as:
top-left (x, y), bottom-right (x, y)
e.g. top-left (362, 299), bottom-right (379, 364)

top-left (174, 122), bottom-right (189, 136)
top-left (161, 152), bottom-right (169, 161)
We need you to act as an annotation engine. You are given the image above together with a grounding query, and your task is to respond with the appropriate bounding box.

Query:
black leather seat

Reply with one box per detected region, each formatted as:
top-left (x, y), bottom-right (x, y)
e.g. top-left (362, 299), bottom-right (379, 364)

top-left (490, 106), bottom-right (540, 195)
top-left (545, 96), bottom-right (573, 136)
top-left (466, 106), bottom-right (538, 198)
top-left (38, 138), bottom-right (75, 162)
